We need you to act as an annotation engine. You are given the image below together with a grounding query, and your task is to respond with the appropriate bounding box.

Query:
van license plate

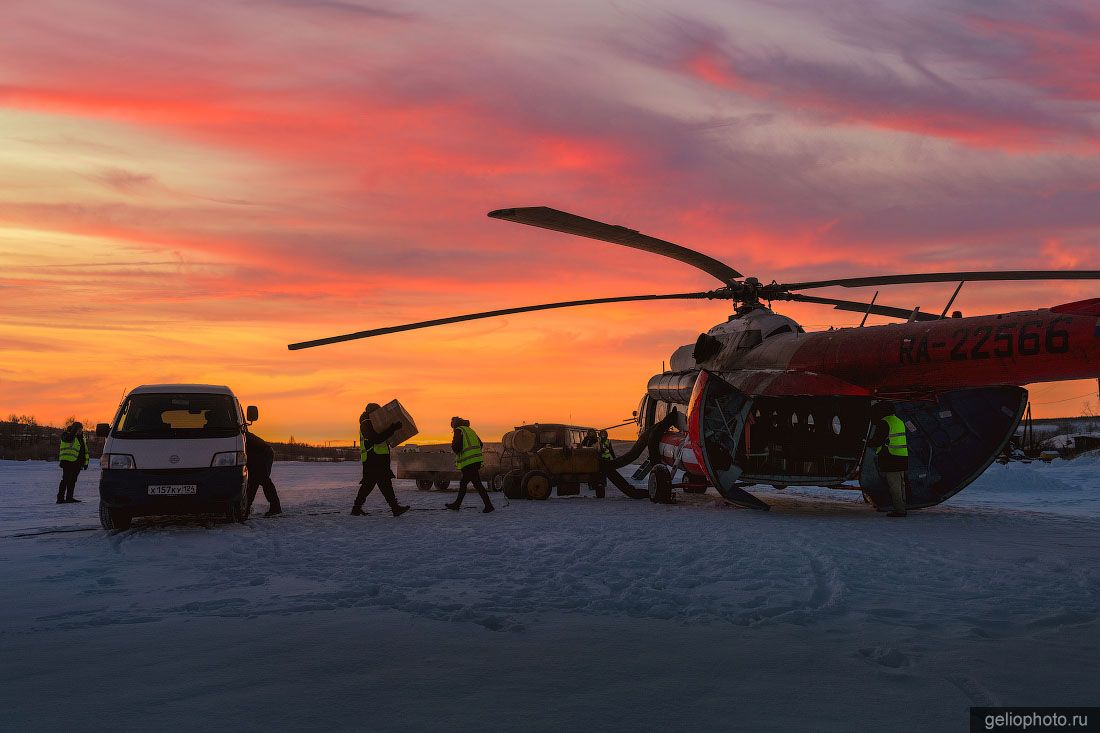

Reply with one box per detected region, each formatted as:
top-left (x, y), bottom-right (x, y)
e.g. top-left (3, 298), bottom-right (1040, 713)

top-left (148, 485), bottom-right (198, 495)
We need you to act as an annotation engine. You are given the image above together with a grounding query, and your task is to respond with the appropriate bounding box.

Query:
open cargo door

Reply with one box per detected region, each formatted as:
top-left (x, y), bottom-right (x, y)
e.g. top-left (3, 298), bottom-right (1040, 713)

top-left (687, 371), bottom-right (768, 510)
top-left (860, 386), bottom-right (1027, 510)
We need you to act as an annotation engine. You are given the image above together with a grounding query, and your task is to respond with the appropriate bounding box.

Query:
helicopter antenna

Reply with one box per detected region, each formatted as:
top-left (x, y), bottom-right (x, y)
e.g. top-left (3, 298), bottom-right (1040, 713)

top-left (938, 281), bottom-right (965, 319)
top-left (858, 291), bottom-right (879, 327)
top-left (907, 306), bottom-right (922, 323)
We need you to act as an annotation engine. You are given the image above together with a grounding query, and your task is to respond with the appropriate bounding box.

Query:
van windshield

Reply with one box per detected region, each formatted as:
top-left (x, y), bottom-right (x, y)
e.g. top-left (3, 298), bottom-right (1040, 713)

top-left (113, 393), bottom-right (240, 439)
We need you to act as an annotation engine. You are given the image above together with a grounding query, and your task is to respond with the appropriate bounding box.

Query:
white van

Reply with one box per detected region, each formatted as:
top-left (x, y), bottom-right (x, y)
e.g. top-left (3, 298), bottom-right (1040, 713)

top-left (96, 384), bottom-right (258, 530)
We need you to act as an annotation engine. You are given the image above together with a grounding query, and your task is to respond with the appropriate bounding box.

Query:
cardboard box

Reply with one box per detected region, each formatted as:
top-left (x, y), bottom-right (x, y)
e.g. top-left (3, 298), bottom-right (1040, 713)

top-left (368, 399), bottom-right (419, 447)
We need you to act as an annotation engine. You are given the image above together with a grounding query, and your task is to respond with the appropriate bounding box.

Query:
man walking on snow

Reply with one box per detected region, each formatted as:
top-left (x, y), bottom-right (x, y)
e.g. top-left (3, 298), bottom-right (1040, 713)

top-left (354, 403), bottom-right (410, 517)
top-left (445, 416), bottom-right (494, 513)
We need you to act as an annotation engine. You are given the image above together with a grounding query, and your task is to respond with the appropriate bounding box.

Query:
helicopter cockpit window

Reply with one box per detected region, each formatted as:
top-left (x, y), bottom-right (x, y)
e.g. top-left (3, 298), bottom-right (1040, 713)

top-left (766, 325), bottom-right (793, 338)
top-left (735, 330), bottom-right (762, 351)
top-left (831, 416), bottom-right (842, 435)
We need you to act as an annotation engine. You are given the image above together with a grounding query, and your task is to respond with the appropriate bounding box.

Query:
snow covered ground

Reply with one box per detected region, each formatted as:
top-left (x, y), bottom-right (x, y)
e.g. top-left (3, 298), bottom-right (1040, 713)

top-left (1, 459), bottom-right (1097, 732)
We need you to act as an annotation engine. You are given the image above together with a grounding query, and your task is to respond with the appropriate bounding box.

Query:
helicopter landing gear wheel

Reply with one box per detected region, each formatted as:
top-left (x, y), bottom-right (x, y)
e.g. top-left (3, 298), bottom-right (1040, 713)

top-left (648, 465), bottom-right (673, 504)
top-left (415, 479), bottom-right (434, 491)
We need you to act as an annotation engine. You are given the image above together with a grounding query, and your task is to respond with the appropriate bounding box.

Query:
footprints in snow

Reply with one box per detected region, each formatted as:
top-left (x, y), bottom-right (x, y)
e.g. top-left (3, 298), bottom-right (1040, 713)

top-left (858, 644), bottom-right (911, 669)
top-left (733, 550), bottom-right (845, 627)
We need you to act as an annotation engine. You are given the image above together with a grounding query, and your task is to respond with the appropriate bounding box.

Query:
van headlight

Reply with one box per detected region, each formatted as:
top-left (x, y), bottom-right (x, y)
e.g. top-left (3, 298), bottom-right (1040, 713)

top-left (212, 451), bottom-right (246, 467)
top-left (102, 454), bottom-right (136, 469)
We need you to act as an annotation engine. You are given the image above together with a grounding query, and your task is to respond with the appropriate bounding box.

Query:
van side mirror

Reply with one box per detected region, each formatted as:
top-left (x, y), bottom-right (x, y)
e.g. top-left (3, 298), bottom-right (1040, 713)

top-left (246, 405), bottom-right (259, 423)
top-left (96, 423), bottom-right (110, 437)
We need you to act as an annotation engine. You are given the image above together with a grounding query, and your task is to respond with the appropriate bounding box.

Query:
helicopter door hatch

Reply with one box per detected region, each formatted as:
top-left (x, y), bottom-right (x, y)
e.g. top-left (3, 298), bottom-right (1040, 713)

top-left (688, 371), bottom-right (769, 510)
top-left (859, 386), bottom-right (1027, 510)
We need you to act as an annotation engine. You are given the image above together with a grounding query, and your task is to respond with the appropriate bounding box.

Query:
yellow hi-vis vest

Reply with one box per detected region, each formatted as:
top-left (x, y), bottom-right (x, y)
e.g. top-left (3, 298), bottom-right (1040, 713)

top-left (455, 425), bottom-right (483, 469)
top-left (359, 429), bottom-right (390, 461)
top-left (876, 415), bottom-right (909, 457)
top-left (599, 438), bottom-right (613, 461)
top-left (59, 437), bottom-right (88, 467)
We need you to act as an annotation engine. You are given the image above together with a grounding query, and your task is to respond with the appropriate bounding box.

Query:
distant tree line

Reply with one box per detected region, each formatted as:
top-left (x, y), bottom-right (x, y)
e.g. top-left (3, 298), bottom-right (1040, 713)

top-left (0, 417), bottom-right (105, 461)
top-left (269, 438), bottom-right (359, 462)
top-left (0, 416), bottom-right (358, 462)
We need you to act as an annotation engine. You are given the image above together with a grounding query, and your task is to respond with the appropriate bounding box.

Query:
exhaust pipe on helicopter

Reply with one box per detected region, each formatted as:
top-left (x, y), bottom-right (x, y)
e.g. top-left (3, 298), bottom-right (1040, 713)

top-left (646, 370), bottom-right (699, 405)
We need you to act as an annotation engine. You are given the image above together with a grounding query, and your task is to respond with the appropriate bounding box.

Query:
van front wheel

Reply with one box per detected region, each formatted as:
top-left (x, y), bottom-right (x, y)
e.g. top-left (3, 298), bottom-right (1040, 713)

top-left (99, 502), bottom-right (131, 531)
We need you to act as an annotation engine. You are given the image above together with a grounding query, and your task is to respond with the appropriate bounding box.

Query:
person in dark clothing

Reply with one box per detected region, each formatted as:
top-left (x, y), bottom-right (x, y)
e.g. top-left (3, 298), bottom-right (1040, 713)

top-left (581, 428), bottom-right (598, 448)
top-left (581, 429), bottom-right (615, 498)
top-left (354, 403), bottom-right (410, 517)
top-left (866, 402), bottom-right (909, 517)
top-left (56, 422), bottom-right (89, 504)
top-left (581, 429), bottom-right (615, 459)
top-left (245, 431), bottom-right (282, 517)
top-left (597, 430), bottom-right (615, 461)
top-left (445, 416), bottom-right (494, 513)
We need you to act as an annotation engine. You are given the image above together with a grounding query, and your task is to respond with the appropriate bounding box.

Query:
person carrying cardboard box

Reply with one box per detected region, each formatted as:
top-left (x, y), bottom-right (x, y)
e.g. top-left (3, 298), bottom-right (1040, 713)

top-left (353, 403), bottom-right (410, 517)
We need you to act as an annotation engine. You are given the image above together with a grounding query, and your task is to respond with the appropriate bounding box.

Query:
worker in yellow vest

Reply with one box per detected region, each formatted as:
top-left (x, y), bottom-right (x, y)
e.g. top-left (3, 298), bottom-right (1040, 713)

top-left (57, 421), bottom-right (89, 504)
top-left (581, 429), bottom-right (614, 498)
top-left (353, 403), bottom-right (410, 517)
top-left (868, 402), bottom-right (909, 517)
top-left (597, 430), bottom-right (615, 462)
top-left (445, 416), bottom-right (494, 513)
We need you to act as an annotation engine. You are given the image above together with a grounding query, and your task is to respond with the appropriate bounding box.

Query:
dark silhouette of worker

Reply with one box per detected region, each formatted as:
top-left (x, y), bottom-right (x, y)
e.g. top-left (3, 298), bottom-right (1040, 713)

top-left (597, 430), bottom-right (615, 462)
top-left (581, 428), bottom-right (616, 498)
top-left (354, 403), bottom-right (410, 517)
top-left (56, 421), bottom-right (88, 504)
top-left (581, 428), bottom-right (597, 448)
top-left (445, 416), bottom-right (494, 513)
top-left (867, 402), bottom-right (909, 517)
top-left (245, 431), bottom-right (282, 517)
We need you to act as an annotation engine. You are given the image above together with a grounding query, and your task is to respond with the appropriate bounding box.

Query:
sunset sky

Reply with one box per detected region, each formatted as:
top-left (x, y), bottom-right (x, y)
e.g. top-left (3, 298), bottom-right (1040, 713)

top-left (2, 0), bottom-right (1099, 443)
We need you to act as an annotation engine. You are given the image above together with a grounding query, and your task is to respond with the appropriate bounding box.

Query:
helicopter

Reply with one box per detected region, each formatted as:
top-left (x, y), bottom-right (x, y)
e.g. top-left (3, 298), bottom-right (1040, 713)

top-left (289, 206), bottom-right (1100, 512)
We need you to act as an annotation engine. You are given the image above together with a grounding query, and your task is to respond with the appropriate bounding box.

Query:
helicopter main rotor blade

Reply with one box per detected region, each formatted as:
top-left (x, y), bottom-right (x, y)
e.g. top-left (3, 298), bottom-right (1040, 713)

top-left (778, 270), bottom-right (1100, 291)
top-left (488, 207), bottom-right (743, 285)
top-left (785, 293), bottom-right (940, 321)
top-left (287, 290), bottom-right (724, 350)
